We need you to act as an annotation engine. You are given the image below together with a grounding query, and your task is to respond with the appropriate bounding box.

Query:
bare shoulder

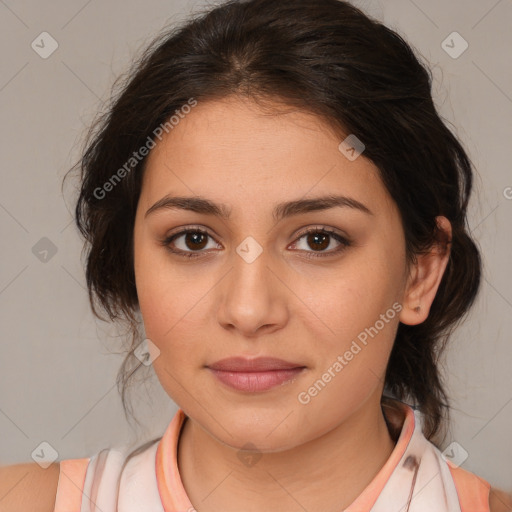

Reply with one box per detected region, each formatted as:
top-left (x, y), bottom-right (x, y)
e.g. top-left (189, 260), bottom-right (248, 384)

top-left (489, 486), bottom-right (512, 512)
top-left (0, 462), bottom-right (60, 512)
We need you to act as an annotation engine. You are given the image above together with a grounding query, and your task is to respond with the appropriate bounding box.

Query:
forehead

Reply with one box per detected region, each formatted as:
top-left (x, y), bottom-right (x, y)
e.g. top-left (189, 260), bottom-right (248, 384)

top-left (140, 96), bottom-right (393, 215)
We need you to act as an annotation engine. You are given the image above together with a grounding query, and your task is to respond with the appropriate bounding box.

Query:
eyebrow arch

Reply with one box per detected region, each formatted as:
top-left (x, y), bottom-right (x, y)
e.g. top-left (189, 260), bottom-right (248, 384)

top-left (144, 194), bottom-right (373, 222)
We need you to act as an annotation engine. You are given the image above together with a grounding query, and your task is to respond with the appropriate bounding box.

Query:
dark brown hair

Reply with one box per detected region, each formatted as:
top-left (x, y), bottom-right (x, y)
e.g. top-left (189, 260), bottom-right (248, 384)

top-left (65, 0), bottom-right (482, 446)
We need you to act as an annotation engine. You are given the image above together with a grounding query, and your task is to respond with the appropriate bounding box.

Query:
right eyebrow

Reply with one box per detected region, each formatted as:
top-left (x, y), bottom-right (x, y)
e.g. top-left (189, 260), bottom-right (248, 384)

top-left (144, 194), bottom-right (373, 221)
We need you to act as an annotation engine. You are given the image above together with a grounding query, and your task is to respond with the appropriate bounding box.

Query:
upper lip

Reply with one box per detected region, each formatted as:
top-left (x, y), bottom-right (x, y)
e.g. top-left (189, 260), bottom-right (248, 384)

top-left (207, 357), bottom-right (305, 372)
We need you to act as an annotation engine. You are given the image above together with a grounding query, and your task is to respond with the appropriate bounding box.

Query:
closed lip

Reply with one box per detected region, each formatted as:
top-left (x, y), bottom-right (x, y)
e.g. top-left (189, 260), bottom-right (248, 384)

top-left (207, 356), bottom-right (305, 372)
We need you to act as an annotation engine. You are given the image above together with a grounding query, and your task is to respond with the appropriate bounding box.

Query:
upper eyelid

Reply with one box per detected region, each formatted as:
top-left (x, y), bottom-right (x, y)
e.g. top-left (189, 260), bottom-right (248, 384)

top-left (163, 227), bottom-right (351, 261)
top-left (166, 225), bottom-right (348, 247)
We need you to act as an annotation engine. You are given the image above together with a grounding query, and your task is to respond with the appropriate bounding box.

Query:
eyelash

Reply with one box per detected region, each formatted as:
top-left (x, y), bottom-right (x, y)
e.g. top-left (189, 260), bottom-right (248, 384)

top-left (160, 226), bottom-right (351, 260)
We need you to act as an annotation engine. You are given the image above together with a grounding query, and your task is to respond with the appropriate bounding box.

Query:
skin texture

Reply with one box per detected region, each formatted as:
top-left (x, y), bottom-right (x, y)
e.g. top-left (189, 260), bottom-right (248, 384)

top-left (490, 489), bottom-right (512, 512)
top-left (132, 95), bottom-right (452, 512)
top-left (0, 462), bottom-right (60, 512)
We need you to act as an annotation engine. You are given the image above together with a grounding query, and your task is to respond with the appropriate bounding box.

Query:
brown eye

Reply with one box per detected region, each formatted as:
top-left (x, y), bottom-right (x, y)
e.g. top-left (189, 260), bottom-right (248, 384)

top-left (161, 226), bottom-right (351, 260)
top-left (183, 231), bottom-right (208, 250)
top-left (306, 232), bottom-right (330, 251)
top-left (162, 228), bottom-right (219, 258)
top-left (291, 227), bottom-right (351, 258)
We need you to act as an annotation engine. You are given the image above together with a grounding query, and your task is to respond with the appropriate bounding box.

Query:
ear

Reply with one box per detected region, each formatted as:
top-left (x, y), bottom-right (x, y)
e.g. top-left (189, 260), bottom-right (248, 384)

top-left (399, 216), bottom-right (452, 326)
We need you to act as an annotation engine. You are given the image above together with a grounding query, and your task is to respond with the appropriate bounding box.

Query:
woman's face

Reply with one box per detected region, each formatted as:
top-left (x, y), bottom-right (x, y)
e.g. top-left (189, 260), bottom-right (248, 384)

top-left (133, 95), bottom-right (415, 451)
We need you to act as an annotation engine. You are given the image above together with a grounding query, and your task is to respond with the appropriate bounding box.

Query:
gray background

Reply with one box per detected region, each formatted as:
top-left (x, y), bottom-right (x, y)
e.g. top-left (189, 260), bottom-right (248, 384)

top-left (1, 0), bottom-right (511, 493)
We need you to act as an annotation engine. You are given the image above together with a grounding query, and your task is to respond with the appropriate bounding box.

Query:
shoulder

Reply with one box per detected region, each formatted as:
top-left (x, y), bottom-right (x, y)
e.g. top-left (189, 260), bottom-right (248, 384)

top-left (489, 487), bottom-right (512, 512)
top-left (0, 461), bottom-right (60, 512)
top-left (448, 463), bottom-right (512, 512)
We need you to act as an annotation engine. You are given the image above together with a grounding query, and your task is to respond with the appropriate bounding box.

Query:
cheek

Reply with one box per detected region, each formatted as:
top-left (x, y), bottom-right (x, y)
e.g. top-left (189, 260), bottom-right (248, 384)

top-left (136, 263), bottom-right (200, 403)
top-left (137, 276), bottom-right (197, 356)
top-left (291, 251), bottom-right (401, 410)
top-left (293, 250), bottom-right (401, 346)
top-left (297, 300), bottom-right (397, 422)
top-left (133, 237), bottom-right (214, 374)
top-left (134, 235), bottom-right (183, 345)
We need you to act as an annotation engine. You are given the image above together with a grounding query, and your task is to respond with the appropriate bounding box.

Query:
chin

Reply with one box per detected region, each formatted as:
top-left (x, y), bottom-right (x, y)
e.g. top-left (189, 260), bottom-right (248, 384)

top-left (207, 410), bottom-right (306, 453)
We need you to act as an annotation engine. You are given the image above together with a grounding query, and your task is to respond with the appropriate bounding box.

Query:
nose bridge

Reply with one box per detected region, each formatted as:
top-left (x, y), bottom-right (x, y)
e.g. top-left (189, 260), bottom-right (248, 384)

top-left (216, 235), bottom-right (287, 334)
top-left (229, 236), bottom-right (274, 301)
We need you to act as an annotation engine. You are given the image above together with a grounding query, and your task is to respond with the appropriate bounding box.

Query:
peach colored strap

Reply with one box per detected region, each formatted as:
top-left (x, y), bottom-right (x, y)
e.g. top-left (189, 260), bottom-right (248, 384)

top-left (449, 464), bottom-right (491, 512)
top-left (54, 458), bottom-right (90, 512)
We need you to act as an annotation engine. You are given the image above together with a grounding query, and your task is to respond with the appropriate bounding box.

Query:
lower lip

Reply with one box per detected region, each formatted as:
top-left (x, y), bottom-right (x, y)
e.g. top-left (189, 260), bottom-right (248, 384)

top-left (208, 368), bottom-right (305, 392)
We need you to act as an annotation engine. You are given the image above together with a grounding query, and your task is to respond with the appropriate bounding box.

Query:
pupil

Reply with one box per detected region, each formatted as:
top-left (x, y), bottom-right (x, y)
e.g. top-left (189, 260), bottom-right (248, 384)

top-left (183, 232), bottom-right (330, 252)
top-left (186, 232), bottom-right (207, 250)
top-left (309, 233), bottom-right (328, 251)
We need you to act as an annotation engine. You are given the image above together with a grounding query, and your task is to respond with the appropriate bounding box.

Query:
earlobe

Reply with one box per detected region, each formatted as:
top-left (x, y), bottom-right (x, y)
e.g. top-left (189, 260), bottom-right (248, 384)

top-left (399, 216), bottom-right (452, 326)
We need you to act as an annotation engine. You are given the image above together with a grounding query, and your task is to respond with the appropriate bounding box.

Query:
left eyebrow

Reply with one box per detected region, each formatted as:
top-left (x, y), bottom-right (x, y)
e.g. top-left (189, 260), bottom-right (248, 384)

top-left (144, 194), bottom-right (374, 222)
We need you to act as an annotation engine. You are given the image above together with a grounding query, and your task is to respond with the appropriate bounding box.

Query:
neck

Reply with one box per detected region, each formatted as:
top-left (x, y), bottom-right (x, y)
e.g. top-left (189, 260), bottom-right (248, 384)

top-left (177, 397), bottom-right (399, 512)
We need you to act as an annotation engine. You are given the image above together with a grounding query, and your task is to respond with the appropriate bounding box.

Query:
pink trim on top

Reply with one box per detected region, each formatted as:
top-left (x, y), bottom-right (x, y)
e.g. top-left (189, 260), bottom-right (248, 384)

top-left (156, 409), bottom-right (194, 511)
top-left (345, 401), bottom-right (416, 510)
top-left (53, 458), bottom-right (90, 512)
top-left (155, 401), bottom-right (417, 512)
top-left (448, 463), bottom-right (491, 512)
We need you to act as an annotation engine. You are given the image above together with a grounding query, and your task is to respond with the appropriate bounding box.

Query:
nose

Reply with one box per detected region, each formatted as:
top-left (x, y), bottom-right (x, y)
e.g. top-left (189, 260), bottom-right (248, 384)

top-left (216, 244), bottom-right (289, 338)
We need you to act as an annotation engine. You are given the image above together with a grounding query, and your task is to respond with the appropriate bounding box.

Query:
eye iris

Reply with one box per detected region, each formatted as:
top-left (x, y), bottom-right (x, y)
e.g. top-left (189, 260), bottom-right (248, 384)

top-left (308, 232), bottom-right (329, 251)
top-left (186, 232), bottom-right (208, 250)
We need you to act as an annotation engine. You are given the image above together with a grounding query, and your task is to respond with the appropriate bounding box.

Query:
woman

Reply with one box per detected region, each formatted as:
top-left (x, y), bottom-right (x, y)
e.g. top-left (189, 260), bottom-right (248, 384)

top-left (2, 0), bottom-right (511, 510)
